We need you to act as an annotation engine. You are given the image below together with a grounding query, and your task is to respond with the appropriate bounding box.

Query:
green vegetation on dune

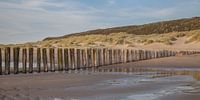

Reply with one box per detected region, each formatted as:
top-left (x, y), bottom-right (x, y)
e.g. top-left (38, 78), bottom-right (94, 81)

top-left (36, 29), bottom-right (200, 47)
top-left (44, 17), bottom-right (200, 41)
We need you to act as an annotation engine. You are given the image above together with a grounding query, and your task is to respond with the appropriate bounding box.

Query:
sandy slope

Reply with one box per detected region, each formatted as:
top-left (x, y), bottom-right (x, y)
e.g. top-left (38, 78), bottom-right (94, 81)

top-left (140, 37), bottom-right (200, 50)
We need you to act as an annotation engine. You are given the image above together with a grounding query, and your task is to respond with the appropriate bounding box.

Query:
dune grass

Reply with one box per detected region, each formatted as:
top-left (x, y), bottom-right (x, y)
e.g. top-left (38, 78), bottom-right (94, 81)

top-left (29, 29), bottom-right (199, 47)
top-left (1, 29), bottom-right (199, 48)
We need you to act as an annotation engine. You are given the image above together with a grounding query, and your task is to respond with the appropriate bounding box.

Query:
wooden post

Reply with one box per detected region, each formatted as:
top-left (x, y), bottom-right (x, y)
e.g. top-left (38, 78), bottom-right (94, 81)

top-left (42, 48), bottom-right (48, 72)
top-left (13, 47), bottom-right (20, 74)
top-left (102, 48), bottom-right (106, 65)
top-left (5, 47), bottom-right (10, 75)
top-left (92, 48), bottom-right (96, 67)
top-left (22, 48), bottom-right (27, 73)
top-left (122, 49), bottom-right (125, 63)
top-left (57, 48), bottom-right (63, 71)
top-left (79, 49), bottom-right (83, 69)
top-left (37, 48), bottom-right (41, 73)
top-left (82, 49), bottom-right (86, 69)
top-left (127, 49), bottom-right (130, 62)
top-left (109, 49), bottom-right (112, 65)
top-left (28, 48), bottom-right (33, 73)
top-left (88, 48), bottom-right (92, 68)
top-left (98, 48), bottom-right (103, 66)
top-left (0, 48), bottom-right (2, 75)
top-left (70, 48), bottom-right (75, 70)
top-left (76, 49), bottom-right (81, 69)
top-left (64, 48), bottom-right (69, 71)
top-left (97, 48), bottom-right (101, 66)
top-left (119, 49), bottom-right (123, 62)
top-left (114, 49), bottom-right (116, 64)
top-left (130, 49), bottom-right (134, 61)
top-left (134, 50), bottom-right (137, 61)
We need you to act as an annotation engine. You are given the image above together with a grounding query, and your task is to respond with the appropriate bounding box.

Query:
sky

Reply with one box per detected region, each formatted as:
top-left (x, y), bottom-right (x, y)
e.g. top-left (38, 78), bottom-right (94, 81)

top-left (0, 0), bottom-right (200, 44)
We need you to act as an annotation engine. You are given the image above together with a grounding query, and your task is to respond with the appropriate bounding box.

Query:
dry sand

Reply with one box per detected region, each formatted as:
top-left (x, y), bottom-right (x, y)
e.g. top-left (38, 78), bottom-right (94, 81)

top-left (0, 54), bottom-right (200, 100)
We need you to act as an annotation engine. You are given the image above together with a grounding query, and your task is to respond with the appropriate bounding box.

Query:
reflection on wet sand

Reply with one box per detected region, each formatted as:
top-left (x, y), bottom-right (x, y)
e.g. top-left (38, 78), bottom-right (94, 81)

top-left (94, 67), bottom-right (200, 81)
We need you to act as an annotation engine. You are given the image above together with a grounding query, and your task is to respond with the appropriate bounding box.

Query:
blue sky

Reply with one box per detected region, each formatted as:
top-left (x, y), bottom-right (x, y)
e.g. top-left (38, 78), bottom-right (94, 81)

top-left (0, 0), bottom-right (200, 44)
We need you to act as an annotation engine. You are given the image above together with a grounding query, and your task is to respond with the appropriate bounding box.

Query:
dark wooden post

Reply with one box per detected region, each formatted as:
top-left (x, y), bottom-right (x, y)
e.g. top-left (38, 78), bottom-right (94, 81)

top-left (126, 49), bottom-right (130, 62)
top-left (57, 48), bottom-right (63, 71)
top-left (97, 48), bottom-right (101, 66)
top-left (37, 48), bottom-right (41, 72)
top-left (138, 50), bottom-right (142, 60)
top-left (0, 48), bottom-right (2, 75)
top-left (109, 49), bottom-right (112, 65)
top-left (42, 48), bottom-right (48, 72)
top-left (79, 49), bottom-right (83, 69)
top-left (113, 49), bottom-right (116, 64)
top-left (70, 48), bottom-right (75, 70)
top-left (87, 48), bottom-right (92, 68)
top-left (28, 48), bottom-right (33, 73)
top-left (13, 47), bottom-right (20, 74)
top-left (49, 48), bottom-right (55, 72)
top-left (64, 48), bottom-right (69, 71)
top-left (5, 47), bottom-right (10, 74)
top-left (102, 48), bottom-right (106, 65)
top-left (76, 49), bottom-right (81, 69)
top-left (98, 48), bottom-right (102, 66)
top-left (82, 49), bottom-right (86, 69)
top-left (22, 48), bottom-right (27, 73)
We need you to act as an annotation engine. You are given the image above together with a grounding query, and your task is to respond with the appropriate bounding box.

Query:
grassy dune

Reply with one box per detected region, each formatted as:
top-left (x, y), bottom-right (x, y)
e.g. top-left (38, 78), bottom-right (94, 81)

top-left (33, 29), bottom-right (200, 48)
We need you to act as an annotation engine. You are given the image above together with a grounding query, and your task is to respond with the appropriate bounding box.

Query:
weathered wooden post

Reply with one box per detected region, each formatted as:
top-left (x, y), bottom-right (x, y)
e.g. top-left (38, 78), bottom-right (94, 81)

top-left (112, 49), bottom-right (116, 64)
top-left (82, 49), bottom-right (86, 69)
top-left (86, 48), bottom-right (90, 68)
top-left (0, 48), bottom-right (2, 75)
top-left (76, 49), bottom-right (81, 69)
top-left (74, 48), bottom-right (78, 70)
top-left (134, 50), bottom-right (138, 61)
top-left (130, 49), bottom-right (134, 61)
top-left (28, 48), bottom-right (34, 73)
top-left (42, 48), bottom-right (48, 72)
top-left (146, 50), bottom-right (149, 59)
top-left (122, 49), bottom-right (126, 63)
top-left (79, 49), bottom-right (83, 69)
top-left (118, 49), bottom-right (121, 63)
top-left (139, 50), bottom-right (143, 60)
top-left (109, 49), bottom-right (112, 65)
top-left (13, 47), bottom-right (20, 74)
top-left (64, 48), bottom-right (69, 71)
top-left (49, 48), bottom-right (55, 72)
top-left (97, 48), bottom-right (101, 66)
top-left (92, 48), bottom-right (96, 67)
top-left (126, 49), bottom-right (130, 62)
top-left (57, 48), bottom-right (63, 71)
top-left (5, 47), bottom-right (11, 74)
top-left (99, 48), bottom-right (103, 66)
top-left (22, 48), bottom-right (27, 73)
top-left (102, 48), bottom-right (106, 65)
top-left (70, 48), bottom-right (75, 70)
top-left (37, 48), bottom-right (41, 73)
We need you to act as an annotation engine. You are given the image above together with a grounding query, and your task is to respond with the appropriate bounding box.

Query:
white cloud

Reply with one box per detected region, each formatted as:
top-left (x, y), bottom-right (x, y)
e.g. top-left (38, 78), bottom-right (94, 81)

top-left (118, 7), bottom-right (175, 19)
top-left (107, 0), bottom-right (116, 5)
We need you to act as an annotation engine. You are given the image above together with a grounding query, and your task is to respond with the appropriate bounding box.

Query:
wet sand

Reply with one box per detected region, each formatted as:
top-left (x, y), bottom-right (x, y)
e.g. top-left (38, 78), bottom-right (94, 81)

top-left (1, 54), bottom-right (200, 100)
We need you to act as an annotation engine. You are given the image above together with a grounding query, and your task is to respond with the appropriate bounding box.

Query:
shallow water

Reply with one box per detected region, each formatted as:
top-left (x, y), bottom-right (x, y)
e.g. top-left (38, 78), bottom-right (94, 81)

top-left (80, 67), bottom-right (200, 100)
top-left (1, 66), bottom-right (200, 100)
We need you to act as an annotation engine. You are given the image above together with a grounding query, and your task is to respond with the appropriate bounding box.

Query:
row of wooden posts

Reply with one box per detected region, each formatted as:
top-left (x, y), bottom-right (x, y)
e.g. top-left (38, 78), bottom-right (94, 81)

top-left (0, 47), bottom-right (199, 75)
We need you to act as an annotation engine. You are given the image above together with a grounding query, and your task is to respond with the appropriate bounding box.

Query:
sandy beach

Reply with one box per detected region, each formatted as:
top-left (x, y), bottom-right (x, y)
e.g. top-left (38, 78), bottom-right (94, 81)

top-left (0, 54), bottom-right (200, 100)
